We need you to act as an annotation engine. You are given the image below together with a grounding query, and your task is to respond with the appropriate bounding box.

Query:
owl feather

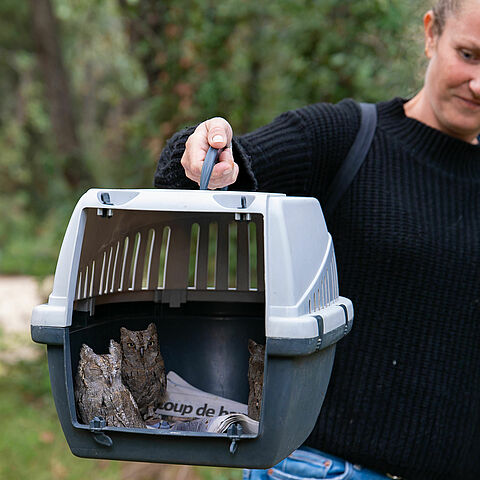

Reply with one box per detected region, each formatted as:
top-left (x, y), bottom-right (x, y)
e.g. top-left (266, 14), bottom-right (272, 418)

top-left (120, 323), bottom-right (167, 418)
top-left (75, 340), bottom-right (145, 428)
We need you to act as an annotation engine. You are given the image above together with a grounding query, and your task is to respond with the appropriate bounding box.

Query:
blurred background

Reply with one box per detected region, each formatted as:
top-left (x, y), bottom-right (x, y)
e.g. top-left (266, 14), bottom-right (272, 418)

top-left (0, 0), bottom-right (425, 478)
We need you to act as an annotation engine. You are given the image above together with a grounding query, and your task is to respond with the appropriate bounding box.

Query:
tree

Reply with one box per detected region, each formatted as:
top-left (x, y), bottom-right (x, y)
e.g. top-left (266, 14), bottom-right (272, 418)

top-left (29, 0), bottom-right (92, 190)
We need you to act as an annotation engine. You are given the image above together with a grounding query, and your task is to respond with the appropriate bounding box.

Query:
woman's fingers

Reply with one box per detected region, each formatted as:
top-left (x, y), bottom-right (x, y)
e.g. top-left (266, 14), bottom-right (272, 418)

top-left (204, 148), bottom-right (238, 188)
top-left (181, 117), bottom-right (238, 188)
top-left (206, 117), bottom-right (233, 149)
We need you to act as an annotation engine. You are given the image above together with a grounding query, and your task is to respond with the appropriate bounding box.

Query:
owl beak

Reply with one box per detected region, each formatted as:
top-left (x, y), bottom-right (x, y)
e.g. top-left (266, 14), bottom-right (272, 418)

top-left (108, 374), bottom-right (113, 386)
top-left (140, 347), bottom-right (144, 357)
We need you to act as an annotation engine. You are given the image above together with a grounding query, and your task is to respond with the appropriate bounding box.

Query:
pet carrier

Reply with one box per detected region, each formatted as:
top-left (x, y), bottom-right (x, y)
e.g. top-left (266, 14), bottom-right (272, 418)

top-left (31, 181), bottom-right (353, 468)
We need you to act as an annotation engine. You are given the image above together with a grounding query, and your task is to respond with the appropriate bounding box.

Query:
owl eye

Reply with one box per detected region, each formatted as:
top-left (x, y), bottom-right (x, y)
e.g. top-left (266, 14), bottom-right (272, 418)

top-left (147, 341), bottom-right (154, 347)
top-left (127, 342), bottom-right (135, 348)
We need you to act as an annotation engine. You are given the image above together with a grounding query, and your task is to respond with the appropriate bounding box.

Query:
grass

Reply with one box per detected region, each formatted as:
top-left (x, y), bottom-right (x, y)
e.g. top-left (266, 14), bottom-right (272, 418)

top-left (0, 340), bottom-right (242, 480)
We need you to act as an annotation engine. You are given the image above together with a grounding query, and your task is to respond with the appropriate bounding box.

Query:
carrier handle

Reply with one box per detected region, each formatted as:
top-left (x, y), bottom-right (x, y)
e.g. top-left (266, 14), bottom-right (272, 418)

top-left (199, 146), bottom-right (228, 191)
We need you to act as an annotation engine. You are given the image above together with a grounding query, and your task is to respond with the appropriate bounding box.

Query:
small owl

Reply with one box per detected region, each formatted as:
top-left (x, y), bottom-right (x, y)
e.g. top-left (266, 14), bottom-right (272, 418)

top-left (120, 323), bottom-right (167, 418)
top-left (75, 340), bottom-right (145, 428)
top-left (247, 339), bottom-right (265, 421)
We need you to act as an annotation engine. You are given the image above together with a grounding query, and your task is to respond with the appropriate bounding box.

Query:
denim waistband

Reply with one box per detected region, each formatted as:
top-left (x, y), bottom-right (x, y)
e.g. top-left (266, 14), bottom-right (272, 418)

top-left (243, 447), bottom-right (400, 480)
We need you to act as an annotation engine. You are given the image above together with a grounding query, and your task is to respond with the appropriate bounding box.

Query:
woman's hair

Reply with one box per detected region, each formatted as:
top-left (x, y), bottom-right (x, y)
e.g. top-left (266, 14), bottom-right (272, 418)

top-left (432, 0), bottom-right (462, 35)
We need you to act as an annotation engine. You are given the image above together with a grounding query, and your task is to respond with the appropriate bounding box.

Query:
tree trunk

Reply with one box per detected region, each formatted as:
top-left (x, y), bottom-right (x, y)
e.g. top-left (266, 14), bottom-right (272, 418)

top-left (29, 0), bottom-right (92, 189)
top-left (117, 0), bottom-right (168, 89)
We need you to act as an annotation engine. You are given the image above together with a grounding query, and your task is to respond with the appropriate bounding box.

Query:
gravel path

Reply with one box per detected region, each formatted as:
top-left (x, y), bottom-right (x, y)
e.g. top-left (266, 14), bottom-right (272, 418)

top-left (0, 276), bottom-right (47, 333)
top-left (0, 275), bottom-right (53, 361)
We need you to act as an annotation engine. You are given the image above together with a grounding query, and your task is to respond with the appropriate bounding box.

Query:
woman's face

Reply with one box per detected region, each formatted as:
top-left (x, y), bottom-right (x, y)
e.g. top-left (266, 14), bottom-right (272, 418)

top-left (422, 0), bottom-right (480, 142)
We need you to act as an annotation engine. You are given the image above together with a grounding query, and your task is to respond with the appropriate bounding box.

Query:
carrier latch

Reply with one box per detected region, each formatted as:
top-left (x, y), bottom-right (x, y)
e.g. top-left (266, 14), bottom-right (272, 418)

top-left (89, 416), bottom-right (113, 447)
top-left (235, 196), bottom-right (251, 222)
top-left (97, 192), bottom-right (113, 218)
top-left (227, 423), bottom-right (243, 454)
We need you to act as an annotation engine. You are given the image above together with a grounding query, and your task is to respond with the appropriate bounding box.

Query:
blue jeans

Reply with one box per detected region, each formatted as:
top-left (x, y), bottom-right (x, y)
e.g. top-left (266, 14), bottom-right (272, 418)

top-left (243, 447), bottom-right (392, 480)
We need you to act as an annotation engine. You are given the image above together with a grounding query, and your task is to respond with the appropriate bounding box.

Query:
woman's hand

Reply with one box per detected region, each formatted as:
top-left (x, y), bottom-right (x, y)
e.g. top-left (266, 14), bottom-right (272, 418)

top-left (181, 117), bottom-right (239, 189)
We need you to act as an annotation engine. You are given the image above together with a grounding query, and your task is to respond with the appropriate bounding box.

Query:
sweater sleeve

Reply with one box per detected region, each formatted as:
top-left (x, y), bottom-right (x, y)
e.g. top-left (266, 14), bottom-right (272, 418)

top-left (154, 126), bottom-right (198, 190)
top-left (154, 99), bottom-right (361, 202)
top-left (153, 124), bottom-right (259, 191)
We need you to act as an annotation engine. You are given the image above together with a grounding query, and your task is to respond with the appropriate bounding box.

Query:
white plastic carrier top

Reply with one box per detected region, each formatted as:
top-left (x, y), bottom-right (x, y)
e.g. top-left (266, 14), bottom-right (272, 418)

top-left (31, 188), bottom-right (353, 341)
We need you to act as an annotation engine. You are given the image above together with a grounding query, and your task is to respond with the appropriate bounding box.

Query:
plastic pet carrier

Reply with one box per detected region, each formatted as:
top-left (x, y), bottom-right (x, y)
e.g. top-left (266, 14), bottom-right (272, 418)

top-left (31, 186), bottom-right (353, 468)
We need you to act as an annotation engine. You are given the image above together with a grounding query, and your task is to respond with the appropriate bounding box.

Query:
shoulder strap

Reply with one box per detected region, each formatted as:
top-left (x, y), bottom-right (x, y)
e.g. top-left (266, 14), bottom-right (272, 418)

top-left (323, 102), bottom-right (377, 218)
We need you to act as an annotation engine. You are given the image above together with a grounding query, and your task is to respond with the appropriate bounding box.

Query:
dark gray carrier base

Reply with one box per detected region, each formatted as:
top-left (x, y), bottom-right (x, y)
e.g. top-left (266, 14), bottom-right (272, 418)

top-left (38, 301), bottom-right (336, 468)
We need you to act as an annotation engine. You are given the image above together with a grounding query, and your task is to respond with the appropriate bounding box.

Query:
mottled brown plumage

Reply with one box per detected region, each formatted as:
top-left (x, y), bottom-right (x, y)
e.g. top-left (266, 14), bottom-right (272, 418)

top-left (247, 339), bottom-right (265, 421)
top-left (120, 323), bottom-right (167, 418)
top-left (75, 340), bottom-right (144, 428)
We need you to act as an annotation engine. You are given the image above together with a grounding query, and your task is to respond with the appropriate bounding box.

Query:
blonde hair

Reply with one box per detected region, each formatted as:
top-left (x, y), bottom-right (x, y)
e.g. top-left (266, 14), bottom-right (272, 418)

top-left (432, 0), bottom-right (461, 35)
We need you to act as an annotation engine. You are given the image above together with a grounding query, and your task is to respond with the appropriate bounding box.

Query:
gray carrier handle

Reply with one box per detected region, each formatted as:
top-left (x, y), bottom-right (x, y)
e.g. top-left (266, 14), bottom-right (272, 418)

top-left (200, 146), bottom-right (228, 191)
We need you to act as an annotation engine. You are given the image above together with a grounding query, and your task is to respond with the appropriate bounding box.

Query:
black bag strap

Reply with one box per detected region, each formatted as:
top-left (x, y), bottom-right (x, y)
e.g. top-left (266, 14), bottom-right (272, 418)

top-left (323, 102), bottom-right (377, 217)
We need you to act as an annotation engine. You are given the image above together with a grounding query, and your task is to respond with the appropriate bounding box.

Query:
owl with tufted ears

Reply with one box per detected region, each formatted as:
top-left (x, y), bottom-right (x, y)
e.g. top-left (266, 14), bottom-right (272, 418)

top-left (120, 323), bottom-right (167, 418)
top-left (75, 339), bottom-right (144, 428)
top-left (247, 339), bottom-right (265, 421)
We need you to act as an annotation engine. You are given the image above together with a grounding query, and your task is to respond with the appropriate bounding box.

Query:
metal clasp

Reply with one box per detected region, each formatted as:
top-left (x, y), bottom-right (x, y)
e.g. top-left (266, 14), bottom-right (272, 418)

top-left (227, 423), bottom-right (243, 454)
top-left (89, 416), bottom-right (113, 447)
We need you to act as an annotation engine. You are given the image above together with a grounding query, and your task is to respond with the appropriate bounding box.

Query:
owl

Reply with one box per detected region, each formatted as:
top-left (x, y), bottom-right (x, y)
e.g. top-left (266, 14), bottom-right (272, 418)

top-left (247, 339), bottom-right (265, 421)
top-left (120, 323), bottom-right (167, 418)
top-left (75, 339), bottom-right (145, 428)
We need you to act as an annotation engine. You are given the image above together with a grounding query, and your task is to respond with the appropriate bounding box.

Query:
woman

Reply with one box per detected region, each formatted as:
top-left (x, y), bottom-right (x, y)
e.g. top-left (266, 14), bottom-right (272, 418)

top-left (154, 1), bottom-right (480, 478)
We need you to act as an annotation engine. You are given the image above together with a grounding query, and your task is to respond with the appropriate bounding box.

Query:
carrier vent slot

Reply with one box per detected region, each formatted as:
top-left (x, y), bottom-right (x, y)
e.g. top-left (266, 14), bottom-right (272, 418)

top-left (249, 222), bottom-right (257, 290)
top-left (104, 247), bottom-right (113, 294)
top-left (89, 261), bottom-right (95, 297)
top-left (207, 222), bottom-right (217, 289)
top-left (134, 228), bottom-right (149, 290)
top-left (83, 265), bottom-right (89, 299)
top-left (236, 221), bottom-right (249, 290)
top-left (99, 251), bottom-right (107, 295)
top-left (119, 237), bottom-right (129, 292)
top-left (216, 221), bottom-right (229, 290)
top-left (196, 221), bottom-right (209, 290)
top-left (148, 228), bottom-right (161, 290)
top-left (322, 277), bottom-right (326, 308)
top-left (158, 226), bottom-right (171, 289)
top-left (142, 228), bottom-right (155, 290)
top-left (228, 222), bottom-right (237, 289)
top-left (127, 232), bottom-right (141, 291)
top-left (110, 242), bottom-right (120, 293)
top-left (77, 271), bottom-right (82, 300)
top-left (188, 223), bottom-right (200, 288)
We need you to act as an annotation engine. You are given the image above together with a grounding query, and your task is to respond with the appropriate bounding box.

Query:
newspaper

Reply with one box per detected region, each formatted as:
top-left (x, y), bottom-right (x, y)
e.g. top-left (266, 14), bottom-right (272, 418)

top-left (155, 371), bottom-right (248, 418)
top-left (169, 413), bottom-right (258, 434)
top-left (150, 371), bottom-right (258, 434)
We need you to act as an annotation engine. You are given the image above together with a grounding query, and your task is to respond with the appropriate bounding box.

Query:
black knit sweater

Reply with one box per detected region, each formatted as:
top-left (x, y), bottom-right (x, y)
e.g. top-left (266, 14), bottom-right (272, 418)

top-left (154, 97), bottom-right (480, 480)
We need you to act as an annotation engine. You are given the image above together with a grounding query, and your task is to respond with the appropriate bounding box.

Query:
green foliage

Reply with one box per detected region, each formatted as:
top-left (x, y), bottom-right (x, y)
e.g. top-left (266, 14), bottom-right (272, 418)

top-left (197, 467), bottom-right (243, 480)
top-left (117, 0), bottom-right (424, 133)
top-left (0, 0), bottom-right (426, 276)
